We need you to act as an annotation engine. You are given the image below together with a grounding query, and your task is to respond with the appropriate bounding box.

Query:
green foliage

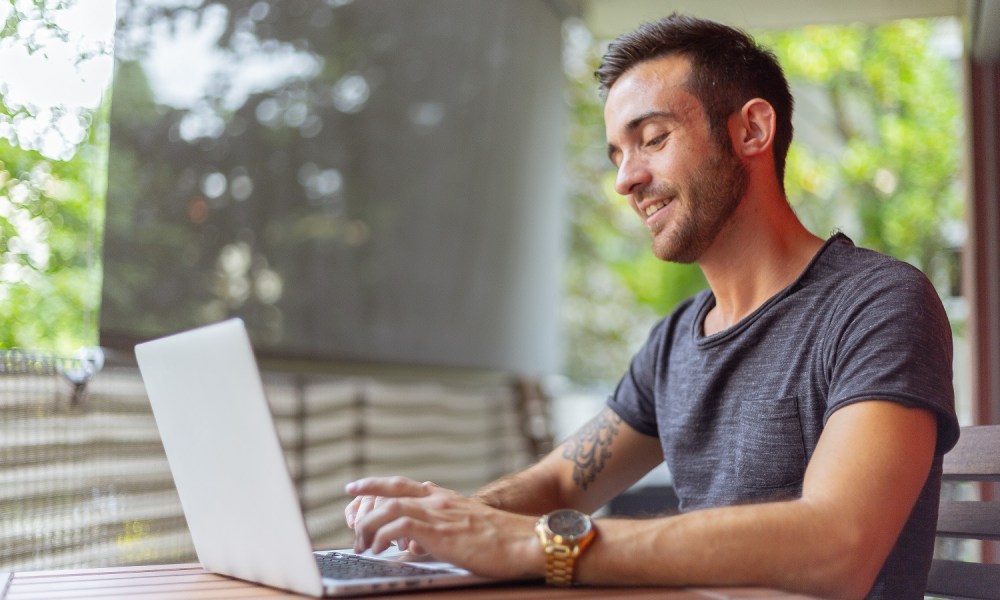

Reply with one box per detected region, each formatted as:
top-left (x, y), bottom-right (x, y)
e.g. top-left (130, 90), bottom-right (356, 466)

top-left (0, 9), bottom-right (966, 373)
top-left (760, 20), bottom-right (964, 295)
top-left (561, 18), bottom-right (964, 385)
top-left (0, 1), bottom-right (108, 353)
top-left (0, 119), bottom-right (107, 353)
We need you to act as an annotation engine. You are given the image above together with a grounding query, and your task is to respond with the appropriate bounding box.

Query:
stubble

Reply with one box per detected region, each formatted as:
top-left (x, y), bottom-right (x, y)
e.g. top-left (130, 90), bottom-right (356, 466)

top-left (648, 142), bottom-right (748, 263)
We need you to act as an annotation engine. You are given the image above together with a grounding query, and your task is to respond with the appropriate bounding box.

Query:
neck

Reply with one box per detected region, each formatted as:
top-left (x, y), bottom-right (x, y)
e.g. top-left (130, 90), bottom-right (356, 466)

top-left (697, 188), bottom-right (824, 336)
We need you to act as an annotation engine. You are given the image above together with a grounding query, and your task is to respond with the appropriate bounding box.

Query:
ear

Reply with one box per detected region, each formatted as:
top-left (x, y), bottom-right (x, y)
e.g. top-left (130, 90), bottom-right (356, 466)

top-left (728, 98), bottom-right (776, 159)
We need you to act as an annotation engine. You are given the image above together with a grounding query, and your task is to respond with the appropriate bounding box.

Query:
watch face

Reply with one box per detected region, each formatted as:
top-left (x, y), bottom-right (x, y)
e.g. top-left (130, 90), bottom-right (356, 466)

top-left (548, 509), bottom-right (592, 539)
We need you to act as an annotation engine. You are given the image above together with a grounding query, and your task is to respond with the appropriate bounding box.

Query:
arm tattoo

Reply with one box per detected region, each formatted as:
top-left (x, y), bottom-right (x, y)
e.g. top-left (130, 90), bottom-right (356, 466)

top-left (561, 408), bottom-right (622, 491)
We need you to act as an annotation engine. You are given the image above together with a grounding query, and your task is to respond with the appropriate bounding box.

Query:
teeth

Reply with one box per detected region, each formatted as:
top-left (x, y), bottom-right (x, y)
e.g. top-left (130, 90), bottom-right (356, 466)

top-left (645, 202), bottom-right (665, 216)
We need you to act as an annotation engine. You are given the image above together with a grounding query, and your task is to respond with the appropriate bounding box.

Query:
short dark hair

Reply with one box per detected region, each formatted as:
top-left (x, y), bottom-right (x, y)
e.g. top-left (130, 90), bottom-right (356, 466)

top-left (596, 14), bottom-right (794, 188)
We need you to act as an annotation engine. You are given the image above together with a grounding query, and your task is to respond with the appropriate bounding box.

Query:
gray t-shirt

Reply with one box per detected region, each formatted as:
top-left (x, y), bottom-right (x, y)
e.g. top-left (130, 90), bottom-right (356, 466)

top-left (607, 234), bottom-right (960, 599)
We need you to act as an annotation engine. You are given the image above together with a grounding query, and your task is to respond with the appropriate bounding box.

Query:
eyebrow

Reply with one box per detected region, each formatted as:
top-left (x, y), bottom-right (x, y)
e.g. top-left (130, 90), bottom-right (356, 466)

top-left (606, 110), bottom-right (678, 163)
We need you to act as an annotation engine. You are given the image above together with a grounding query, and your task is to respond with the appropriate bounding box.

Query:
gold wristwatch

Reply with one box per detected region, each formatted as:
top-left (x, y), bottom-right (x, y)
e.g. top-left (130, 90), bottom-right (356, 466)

top-left (534, 509), bottom-right (596, 586)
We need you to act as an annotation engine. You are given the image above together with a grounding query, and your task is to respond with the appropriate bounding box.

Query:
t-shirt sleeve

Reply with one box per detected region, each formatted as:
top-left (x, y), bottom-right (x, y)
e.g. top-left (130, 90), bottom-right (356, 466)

top-left (606, 316), bottom-right (673, 438)
top-left (823, 259), bottom-right (960, 455)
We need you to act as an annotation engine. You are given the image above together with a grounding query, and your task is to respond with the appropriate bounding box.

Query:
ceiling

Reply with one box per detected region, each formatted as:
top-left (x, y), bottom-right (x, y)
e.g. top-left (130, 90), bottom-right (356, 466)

top-left (579, 0), bottom-right (969, 36)
top-left (577, 0), bottom-right (1000, 62)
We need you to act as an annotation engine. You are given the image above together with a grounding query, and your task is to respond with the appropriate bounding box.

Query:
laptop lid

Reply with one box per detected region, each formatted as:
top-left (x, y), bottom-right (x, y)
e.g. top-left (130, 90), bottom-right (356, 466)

top-left (136, 319), bottom-right (493, 597)
top-left (136, 318), bottom-right (327, 596)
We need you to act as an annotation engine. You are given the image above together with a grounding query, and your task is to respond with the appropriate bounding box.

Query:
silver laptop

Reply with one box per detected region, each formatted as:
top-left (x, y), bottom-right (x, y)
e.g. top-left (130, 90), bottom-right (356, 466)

top-left (135, 318), bottom-right (494, 597)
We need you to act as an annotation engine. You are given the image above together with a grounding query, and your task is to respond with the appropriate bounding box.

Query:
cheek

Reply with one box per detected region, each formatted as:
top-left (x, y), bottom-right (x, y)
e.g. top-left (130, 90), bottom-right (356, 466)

top-left (667, 147), bottom-right (706, 186)
top-left (650, 141), bottom-right (692, 176)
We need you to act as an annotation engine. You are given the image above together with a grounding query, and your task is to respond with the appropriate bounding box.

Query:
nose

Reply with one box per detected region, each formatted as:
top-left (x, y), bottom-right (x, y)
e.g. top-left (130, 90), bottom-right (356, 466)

top-left (614, 152), bottom-right (652, 197)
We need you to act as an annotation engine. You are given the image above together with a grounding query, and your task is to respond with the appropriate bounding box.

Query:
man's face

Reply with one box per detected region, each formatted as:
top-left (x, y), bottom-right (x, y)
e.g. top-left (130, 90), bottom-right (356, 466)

top-left (604, 55), bottom-right (748, 264)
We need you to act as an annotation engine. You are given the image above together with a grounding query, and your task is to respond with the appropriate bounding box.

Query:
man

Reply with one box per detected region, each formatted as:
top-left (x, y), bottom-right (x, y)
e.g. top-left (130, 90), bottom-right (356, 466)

top-left (345, 14), bottom-right (959, 599)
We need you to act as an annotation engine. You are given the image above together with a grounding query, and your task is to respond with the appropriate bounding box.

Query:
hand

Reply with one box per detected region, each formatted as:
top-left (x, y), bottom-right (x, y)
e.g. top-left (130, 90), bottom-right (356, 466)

top-left (345, 476), bottom-right (542, 579)
top-left (344, 479), bottom-right (440, 553)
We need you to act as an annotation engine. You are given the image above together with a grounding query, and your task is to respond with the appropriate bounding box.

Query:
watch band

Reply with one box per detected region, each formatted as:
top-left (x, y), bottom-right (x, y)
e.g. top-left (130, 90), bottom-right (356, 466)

top-left (542, 542), bottom-right (577, 586)
top-left (535, 510), bottom-right (595, 587)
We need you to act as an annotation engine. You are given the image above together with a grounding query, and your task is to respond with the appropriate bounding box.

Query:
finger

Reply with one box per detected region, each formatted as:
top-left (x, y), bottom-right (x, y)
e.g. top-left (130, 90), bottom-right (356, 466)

top-left (402, 491), bottom-right (434, 553)
top-left (345, 495), bottom-right (366, 529)
top-left (345, 494), bottom-right (376, 527)
top-left (346, 476), bottom-right (432, 499)
top-left (354, 497), bottom-right (427, 552)
top-left (371, 517), bottom-right (433, 555)
top-left (393, 536), bottom-right (429, 554)
top-left (353, 497), bottom-right (398, 552)
top-left (405, 538), bottom-right (428, 555)
top-left (344, 496), bottom-right (361, 528)
top-left (353, 495), bottom-right (378, 528)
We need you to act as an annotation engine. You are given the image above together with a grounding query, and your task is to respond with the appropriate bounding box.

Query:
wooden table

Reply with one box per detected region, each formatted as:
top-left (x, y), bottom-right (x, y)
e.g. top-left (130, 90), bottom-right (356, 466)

top-left (1, 563), bottom-right (819, 599)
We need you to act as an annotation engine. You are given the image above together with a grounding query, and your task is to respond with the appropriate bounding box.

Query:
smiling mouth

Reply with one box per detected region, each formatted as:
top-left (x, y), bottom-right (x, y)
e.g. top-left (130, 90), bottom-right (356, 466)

top-left (644, 201), bottom-right (667, 217)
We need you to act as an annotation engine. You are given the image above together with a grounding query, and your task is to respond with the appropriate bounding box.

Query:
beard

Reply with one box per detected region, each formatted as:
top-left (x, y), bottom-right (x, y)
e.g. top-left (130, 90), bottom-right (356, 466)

top-left (643, 141), bottom-right (749, 263)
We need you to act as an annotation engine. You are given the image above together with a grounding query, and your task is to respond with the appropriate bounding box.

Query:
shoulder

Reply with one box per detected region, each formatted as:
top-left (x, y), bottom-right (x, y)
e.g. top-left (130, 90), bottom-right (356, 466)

top-left (822, 234), bottom-right (929, 284)
top-left (813, 235), bottom-right (943, 315)
top-left (813, 237), bottom-right (949, 350)
top-left (815, 237), bottom-right (958, 454)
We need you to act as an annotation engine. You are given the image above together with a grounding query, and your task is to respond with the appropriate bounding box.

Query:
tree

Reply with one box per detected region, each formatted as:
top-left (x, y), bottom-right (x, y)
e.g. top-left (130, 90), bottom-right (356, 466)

top-left (0, 8), bottom-right (966, 372)
top-left (760, 21), bottom-right (964, 304)
top-left (0, 0), bottom-right (112, 353)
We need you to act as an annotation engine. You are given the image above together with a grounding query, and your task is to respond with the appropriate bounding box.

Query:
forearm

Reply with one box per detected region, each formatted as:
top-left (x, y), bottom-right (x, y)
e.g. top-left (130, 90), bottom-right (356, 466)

top-left (578, 498), bottom-right (872, 599)
top-left (474, 407), bottom-right (663, 515)
top-left (471, 459), bottom-right (573, 515)
top-left (475, 407), bottom-right (663, 515)
top-left (573, 403), bottom-right (938, 599)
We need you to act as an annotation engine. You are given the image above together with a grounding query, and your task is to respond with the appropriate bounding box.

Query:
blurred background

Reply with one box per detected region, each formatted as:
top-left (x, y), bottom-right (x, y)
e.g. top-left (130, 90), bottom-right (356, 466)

top-left (0, 0), bottom-right (973, 423)
top-left (0, 0), bottom-right (990, 572)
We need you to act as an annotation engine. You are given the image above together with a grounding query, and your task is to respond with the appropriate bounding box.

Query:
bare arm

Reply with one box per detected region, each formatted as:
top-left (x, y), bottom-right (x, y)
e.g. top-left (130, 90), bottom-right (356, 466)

top-left (345, 406), bottom-right (661, 526)
top-left (343, 406), bottom-right (661, 577)
top-left (347, 397), bottom-right (937, 598)
top-left (574, 400), bottom-right (937, 598)
top-left (349, 400), bottom-right (937, 598)
top-left (473, 406), bottom-right (664, 514)
top-left (344, 406), bottom-right (661, 552)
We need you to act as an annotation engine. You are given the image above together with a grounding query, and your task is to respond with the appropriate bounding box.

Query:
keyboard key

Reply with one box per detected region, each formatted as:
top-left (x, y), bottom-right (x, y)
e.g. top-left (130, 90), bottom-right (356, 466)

top-left (315, 552), bottom-right (452, 580)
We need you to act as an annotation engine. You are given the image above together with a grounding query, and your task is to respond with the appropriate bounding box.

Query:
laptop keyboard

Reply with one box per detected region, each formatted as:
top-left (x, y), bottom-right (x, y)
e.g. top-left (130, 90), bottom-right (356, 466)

top-left (315, 551), bottom-right (453, 580)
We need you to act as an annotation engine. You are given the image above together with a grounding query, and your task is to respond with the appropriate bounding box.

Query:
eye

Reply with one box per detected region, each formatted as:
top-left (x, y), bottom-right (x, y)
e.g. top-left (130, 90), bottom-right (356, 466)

top-left (607, 155), bottom-right (621, 171)
top-left (645, 133), bottom-right (668, 148)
